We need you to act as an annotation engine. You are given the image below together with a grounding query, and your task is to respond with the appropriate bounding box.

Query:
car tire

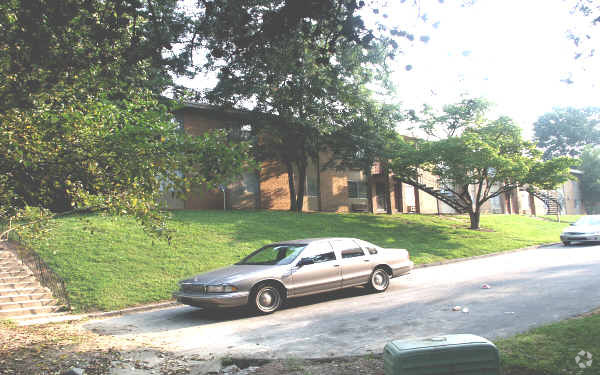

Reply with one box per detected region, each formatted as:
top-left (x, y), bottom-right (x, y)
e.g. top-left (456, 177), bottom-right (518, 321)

top-left (563, 241), bottom-right (570, 246)
top-left (250, 283), bottom-right (283, 314)
top-left (368, 267), bottom-right (390, 292)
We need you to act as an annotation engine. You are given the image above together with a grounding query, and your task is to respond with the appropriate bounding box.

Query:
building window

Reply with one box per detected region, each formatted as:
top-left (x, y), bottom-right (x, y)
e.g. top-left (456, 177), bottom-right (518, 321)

top-left (229, 124), bottom-right (252, 141)
top-left (306, 176), bottom-right (320, 197)
top-left (242, 172), bottom-right (258, 194)
top-left (348, 181), bottom-right (368, 199)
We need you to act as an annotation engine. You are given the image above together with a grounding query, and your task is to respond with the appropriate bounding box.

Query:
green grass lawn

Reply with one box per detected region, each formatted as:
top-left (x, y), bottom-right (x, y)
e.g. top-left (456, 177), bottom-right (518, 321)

top-left (541, 215), bottom-right (583, 224)
top-left (24, 210), bottom-right (572, 312)
top-left (498, 312), bottom-right (600, 375)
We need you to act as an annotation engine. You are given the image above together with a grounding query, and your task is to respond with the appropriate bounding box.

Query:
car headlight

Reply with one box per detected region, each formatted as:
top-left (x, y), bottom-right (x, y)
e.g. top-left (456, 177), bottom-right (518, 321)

top-left (205, 285), bottom-right (238, 293)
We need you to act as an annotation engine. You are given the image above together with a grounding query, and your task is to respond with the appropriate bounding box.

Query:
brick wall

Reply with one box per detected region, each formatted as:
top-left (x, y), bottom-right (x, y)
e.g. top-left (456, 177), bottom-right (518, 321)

top-left (179, 108), bottom-right (228, 210)
top-left (260, 160), bottom-right (291, 210)
top-left (319, 167), bottom-right (351, 212)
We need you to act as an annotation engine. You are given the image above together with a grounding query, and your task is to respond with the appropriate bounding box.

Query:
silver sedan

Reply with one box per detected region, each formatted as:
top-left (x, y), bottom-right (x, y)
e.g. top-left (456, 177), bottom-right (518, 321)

top-left (173, 237), bottom-right (414, 314)
top-left (560, 215), bottom-right (600, 246)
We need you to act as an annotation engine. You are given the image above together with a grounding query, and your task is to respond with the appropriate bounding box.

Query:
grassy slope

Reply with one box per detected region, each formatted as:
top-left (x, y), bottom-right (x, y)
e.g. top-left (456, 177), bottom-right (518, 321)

top-left (498, 313), bottom-right (600, 375)
top-left (25, 210), bottom-right (572, 312)
top-left (541, 215), bottom-right (583, 224)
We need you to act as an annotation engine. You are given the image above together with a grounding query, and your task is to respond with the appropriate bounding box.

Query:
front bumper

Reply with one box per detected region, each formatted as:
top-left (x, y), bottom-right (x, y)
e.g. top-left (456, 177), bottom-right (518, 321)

top-left (173, 291), bottom-right (250, 308)
top-left (561, 234), bottom-right (600, 243)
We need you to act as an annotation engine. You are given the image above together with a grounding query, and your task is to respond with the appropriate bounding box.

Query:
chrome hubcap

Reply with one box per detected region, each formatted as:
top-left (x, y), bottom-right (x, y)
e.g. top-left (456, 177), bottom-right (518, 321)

top-left (256, 287), bottom-right (280, 312)
top-left (372, 270), bottom-right (388, 290)
top-left (259, 291), bottom-right (273, 306)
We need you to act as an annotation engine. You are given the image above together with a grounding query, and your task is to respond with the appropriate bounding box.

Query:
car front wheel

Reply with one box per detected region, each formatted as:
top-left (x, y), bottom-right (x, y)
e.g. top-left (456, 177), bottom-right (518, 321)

top-left (369, 268), bottom-right (390, 292)
top-left (251, 284), bottom-right (282, 314)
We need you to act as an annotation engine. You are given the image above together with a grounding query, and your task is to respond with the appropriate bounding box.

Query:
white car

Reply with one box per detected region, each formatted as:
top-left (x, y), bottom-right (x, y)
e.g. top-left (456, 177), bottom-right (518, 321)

top-left (560, 215), bottom-right (600, 246)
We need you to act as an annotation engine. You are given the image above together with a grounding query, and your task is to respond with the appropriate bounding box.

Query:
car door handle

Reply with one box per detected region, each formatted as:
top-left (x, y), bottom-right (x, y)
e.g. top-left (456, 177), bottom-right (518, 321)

top-left (363, 259), bottom-right (370, 262)
top-left (333, 264), bottom-right (340, 267)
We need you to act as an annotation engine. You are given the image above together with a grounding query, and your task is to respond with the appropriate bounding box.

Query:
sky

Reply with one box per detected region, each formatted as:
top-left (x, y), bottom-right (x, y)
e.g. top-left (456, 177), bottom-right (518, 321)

top-left (176, 0), bottom-right (599, 139)
top-left (371, 0), bottom-right (600, 138)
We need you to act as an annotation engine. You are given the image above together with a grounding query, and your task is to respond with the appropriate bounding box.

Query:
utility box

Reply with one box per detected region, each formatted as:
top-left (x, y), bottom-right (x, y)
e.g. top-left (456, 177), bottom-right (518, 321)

top-left (384, 334), bottom-right (500, 375)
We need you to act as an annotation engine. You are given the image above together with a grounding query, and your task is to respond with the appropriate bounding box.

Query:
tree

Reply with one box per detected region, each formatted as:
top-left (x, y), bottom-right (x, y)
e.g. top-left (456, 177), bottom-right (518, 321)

top-left (0, 0), bottom-right (194, 110)
top-left (580, 147), bottom-right (600, 214)
top-left (0, 1), bottom-right (251, 241)
top-left (195, 0), bottom-right (402, 212)
top-left (325, 102), bottom-right (403, 213)
top-left (0, 89), bottom-right (252, 242)
top-left (391, 100), bottom-right (575, 229)
top-left (534, 107), bottom-right (600, 160)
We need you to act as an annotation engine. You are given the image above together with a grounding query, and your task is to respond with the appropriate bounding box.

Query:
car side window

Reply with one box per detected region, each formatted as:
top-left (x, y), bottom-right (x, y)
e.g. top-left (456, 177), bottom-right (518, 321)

top-left (311, 252), bottom-right (336, 263)
top-left (341, 248), bottom-right (365, 258)
top-left (300, 242), bottom-right (337, 264)
top-left (357, 240), bottom-right (378, 255)
top-left (332, 239), bottom-right (367, 259)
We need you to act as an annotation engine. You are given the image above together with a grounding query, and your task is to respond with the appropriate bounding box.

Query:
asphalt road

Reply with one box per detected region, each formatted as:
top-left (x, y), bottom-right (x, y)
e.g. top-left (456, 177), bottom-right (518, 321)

top-left (84, 242), bottom-right (600, 359)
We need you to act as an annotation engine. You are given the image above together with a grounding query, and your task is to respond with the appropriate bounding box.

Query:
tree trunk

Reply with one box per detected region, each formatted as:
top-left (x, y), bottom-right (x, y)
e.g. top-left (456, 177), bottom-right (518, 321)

top-left (469, 210), bottom-right (481, 230)
top-left (384, 167), bottom-right (392, 215)
top-left (365, 169), bottom-right (373, 213)
top-left (285, 161), bottom-right (297, 211)
top-left (295, 161), bottom-right (306, 213)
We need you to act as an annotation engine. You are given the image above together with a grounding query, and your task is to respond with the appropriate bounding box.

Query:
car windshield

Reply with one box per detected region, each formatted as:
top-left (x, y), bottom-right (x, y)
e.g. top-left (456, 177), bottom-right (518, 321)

top-left (574, 216), bottom-right (600, 226)
top-left (237, 244), bottom-right (306, 265)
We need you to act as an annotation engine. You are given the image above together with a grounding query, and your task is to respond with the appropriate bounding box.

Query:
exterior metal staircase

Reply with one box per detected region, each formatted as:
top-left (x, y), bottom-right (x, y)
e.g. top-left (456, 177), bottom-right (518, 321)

top-left (524, 188), bottom-right (562, 215)
top-left (395, 172), bottom-right (469, 213)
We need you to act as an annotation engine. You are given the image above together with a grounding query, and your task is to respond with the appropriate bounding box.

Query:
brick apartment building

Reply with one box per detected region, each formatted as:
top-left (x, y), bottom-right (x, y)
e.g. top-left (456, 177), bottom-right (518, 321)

top-left (163, 103), bottom-right (586, 216)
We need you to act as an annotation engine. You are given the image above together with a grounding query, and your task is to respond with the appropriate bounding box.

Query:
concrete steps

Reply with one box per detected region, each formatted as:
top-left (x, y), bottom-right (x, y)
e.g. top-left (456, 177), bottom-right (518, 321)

top-left (0, 287), bottom-right (50, 296)
top-left (0, 298), bottom-right (58, 310)
top-left (0, 292), bottom-right (53, 303)
top-left (0, 249), bottom-right (66, 322)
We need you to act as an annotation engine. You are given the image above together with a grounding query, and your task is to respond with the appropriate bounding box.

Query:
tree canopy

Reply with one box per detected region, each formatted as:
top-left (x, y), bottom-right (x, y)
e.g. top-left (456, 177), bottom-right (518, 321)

top-left (392, 100), bottom-right (575, 229)
top-left (194, 0), bottom-right (403, 212)
top-left (0, 0), bottom-right (251, 241)
top-left (579, 147), bottom-right (600, 214)
top-left (534, 107), bottom-right (600, 160)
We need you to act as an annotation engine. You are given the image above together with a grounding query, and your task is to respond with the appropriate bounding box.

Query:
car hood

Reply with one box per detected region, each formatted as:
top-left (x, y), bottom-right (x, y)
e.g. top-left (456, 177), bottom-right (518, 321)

top-left (563, 225), bottom-right (600, 234)
top-left (182, 265), bottom-right (282, 284)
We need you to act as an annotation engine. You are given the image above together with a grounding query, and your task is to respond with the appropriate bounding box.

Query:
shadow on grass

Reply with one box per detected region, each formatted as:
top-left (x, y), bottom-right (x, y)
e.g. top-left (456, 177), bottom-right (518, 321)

top-left (169, 210), bottom-right (464, 262)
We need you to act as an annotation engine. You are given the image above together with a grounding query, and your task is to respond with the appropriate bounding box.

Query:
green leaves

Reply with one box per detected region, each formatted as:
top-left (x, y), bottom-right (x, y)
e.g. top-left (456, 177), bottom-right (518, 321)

top-left (0, 1), bottom-right (255, 241)
top-left (579, 147), bottom-right (600, 213)
top-left (534, 107), bottom-right (600, 160)
top-left (1, 87), bottom-right (251, 240)
top-left (197, 0), bottom-right (401, 212)
top-left (390, 98), bottom-right (576, 229)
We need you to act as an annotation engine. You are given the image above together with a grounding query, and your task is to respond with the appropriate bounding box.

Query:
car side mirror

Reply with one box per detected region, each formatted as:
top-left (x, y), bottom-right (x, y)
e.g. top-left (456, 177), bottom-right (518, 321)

top-left (297, 258), bottom-right (314, 267)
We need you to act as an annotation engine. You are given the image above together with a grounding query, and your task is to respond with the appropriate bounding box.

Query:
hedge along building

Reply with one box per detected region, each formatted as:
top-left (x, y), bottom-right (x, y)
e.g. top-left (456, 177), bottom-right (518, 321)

top-left (164, 103), bottom-right (586, 216)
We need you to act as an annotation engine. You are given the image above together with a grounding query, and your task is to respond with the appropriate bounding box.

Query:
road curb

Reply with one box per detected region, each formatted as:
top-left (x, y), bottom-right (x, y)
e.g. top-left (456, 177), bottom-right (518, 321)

top-left (413, 242), bottom-right (561, 269)
top-left (85, 301), bottom-right (180, 319)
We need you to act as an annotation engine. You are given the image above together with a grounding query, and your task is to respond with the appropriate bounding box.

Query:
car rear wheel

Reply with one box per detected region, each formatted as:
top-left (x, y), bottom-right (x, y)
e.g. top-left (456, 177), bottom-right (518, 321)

top-left (368, 267), bottom-right (390, 292)
top-left (251, 284), bottom-right (282, 314)
top-left (563, 241), bottom-right (571, 246)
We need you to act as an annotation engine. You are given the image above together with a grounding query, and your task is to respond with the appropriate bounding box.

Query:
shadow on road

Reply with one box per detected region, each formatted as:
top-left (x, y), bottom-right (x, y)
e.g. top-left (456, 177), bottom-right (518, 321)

top-left (84, 284), bottom-right (408, 336)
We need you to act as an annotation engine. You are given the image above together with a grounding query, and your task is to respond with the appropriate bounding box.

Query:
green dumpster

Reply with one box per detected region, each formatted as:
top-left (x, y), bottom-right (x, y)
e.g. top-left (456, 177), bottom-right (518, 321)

top-left (384, 334), bottom-right (500, 375)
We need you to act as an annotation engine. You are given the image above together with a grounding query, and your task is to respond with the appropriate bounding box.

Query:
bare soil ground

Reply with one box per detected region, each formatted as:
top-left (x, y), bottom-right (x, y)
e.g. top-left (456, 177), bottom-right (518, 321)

top-left (0, 318), bottom-right (573, 375)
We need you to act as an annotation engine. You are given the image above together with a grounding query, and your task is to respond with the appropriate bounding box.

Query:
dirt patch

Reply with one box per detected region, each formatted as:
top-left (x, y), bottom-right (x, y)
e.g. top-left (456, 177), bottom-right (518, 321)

top-left (240, 355), bottom-right (384, 375)
top-left (0, 320), bottom-right (218, 375)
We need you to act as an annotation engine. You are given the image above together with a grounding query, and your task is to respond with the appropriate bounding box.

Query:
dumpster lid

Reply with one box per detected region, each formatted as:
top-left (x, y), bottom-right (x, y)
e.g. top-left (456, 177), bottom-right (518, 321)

top-left (387, 334), bottom-right (493, 352)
